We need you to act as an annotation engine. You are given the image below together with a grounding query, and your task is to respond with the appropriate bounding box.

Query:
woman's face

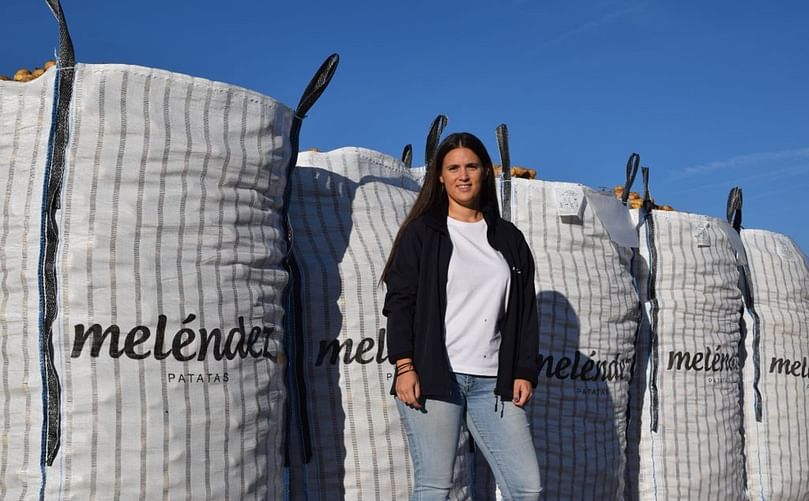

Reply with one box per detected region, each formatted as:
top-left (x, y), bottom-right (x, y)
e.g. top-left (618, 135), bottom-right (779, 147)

top-left (439, 147), bottom-right (484, 212)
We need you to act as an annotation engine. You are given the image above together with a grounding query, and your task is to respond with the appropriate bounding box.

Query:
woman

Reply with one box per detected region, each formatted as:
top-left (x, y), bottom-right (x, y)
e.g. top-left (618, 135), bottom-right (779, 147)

top-left (382, 132), bottom-right (541, 500)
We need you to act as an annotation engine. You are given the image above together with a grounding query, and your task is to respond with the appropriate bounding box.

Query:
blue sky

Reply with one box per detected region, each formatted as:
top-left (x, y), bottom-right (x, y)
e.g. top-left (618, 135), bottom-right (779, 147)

top-left (4, 0), bottom-right (809, 252)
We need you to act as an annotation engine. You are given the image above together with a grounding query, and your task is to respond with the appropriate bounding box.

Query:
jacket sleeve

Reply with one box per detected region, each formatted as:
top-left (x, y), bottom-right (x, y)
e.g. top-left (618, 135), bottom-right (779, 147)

top-left (382, 223), bottom-right (422, 364)
top-left (513, 230), bottom-right (540, 386)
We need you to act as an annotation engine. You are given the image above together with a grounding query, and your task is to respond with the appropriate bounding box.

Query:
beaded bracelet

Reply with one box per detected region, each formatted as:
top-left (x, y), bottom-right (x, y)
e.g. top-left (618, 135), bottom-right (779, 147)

top-left (395, 362), bottom-right (414, 375)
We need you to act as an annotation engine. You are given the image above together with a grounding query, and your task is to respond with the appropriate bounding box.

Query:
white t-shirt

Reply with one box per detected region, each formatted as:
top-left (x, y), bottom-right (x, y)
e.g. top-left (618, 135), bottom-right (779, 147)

top-left (445, 217), bottom-right (511, 376)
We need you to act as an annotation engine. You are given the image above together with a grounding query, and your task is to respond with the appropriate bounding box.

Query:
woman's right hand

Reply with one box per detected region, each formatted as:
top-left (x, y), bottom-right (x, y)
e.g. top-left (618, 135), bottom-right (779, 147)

top-left (395, 359), bottom-right (422, 409)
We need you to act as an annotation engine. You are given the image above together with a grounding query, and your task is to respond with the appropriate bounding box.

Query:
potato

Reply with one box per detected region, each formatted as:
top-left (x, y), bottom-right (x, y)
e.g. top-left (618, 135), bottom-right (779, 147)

top-left (3, 61), bottom-right (56, 84)
top-left (612, 184), bottom-right (675, 211)
top-left (511, 166), bottom-right (536, 179)
top-left (13, 69), bottom-right (32, 81)
top-left (493, 164), bottom-right (537, 179)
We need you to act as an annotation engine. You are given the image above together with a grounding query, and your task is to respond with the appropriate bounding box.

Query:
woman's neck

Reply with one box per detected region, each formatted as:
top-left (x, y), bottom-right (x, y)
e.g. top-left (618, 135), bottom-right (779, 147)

top-left (447, 202), bottom-right (483, 222)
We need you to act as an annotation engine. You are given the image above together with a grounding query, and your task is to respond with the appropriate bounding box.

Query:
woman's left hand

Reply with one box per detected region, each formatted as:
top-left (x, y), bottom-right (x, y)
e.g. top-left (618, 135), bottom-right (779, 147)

top-left (512, 379), bottom-right (533, 407)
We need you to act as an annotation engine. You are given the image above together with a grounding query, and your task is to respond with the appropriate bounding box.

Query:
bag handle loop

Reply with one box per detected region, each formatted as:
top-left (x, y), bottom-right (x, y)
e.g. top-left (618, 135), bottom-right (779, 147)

top-left (425, 114), bottom-right (448, 170)
top-left (295, 54), bottom-right (339, 120)
top-left (496, 123), bottom-right (512, 221)
top-left (641, 166), bottom-right (655, 211)
top-left (401, 144), bottom-right (413, 169)
top-left (45, 0), bottom-right (75, 67)
top-left (621, 153), bottom-right (640, 205)
top-left (726, 186), bottom-right (743, 232)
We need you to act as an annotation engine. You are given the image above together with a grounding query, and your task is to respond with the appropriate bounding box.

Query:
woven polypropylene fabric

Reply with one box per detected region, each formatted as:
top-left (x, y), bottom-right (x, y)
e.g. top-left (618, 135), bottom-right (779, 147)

top-left (286, 147), bottom-right (474, 500)
top-left (2, 63), bottom-right (295, 500)
top-left (507, 179), bottom-right (639, 501)
top-left (625, 209), bottom-right (747, 501)
top-left (0, 66), bottom-right (57, 501)
top-left (740, 229), bottom-right (809, 501)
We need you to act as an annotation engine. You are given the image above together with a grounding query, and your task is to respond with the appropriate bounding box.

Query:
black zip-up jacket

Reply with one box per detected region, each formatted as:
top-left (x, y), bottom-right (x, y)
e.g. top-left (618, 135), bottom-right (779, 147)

top-left (383, 200), bottom-right (539, 401)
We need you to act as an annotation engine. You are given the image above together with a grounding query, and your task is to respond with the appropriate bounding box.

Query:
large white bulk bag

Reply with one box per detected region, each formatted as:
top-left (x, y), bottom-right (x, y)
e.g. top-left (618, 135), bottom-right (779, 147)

top-left (739, 228), bottom-right (809, 500)
top-left (0, 33), bottom-right (59, 501)
top-left (625, 170), bottom-right (747, 500)
top-left (471, 133), bottom-right (641, 500)
top-left (285, 146), bottom-right (473, 500)
top-left (511, 183), bottom-right (639, 500)
top-left (0, 2), bottom-right (337, 499)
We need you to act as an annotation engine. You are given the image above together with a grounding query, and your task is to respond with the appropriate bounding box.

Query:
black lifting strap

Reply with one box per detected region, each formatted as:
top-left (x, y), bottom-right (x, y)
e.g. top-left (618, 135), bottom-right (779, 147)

top-left (725, 186), bottom-right (763, 421)
top-left (295, 53), bottom-right (339, 120)
top-left (726, 186), bottom-right (743, 233)
top-left (622, 153), bottom-right (640, 206)
top-left (285, 53), bottom-right (339, 466)
top-left (41, 0), bottom-right (78, 468)
top-left (496, 123), bottom-right (512, 221)
top-left (639, 166), bottom-right (661, 432)
top-left (424, 114), bottom-right (448, 170)
top-left (401, 144), bottom-right (413, 169)
top-left (641, 166), bottom-right (655, 212)
top-left (45, 0), bottom-right (75, 67)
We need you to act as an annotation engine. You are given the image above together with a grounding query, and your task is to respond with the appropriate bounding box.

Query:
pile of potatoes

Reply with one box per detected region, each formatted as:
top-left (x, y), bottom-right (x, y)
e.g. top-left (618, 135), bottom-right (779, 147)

top-left (0, 60), bottom-right (56, 83)
top-left (494, 164), bottom-right (536, 179)
top-left (613, 185), bottom-right (674, 211)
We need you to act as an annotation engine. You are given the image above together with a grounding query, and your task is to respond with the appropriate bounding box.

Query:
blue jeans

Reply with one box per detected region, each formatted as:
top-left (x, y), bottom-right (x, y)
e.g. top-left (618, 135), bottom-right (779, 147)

top-left (396, 373), bottom-right (541, 501)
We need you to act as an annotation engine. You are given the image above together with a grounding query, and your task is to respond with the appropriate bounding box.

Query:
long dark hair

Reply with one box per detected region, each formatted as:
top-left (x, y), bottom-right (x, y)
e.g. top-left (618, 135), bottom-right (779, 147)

top-left (380, 132), bottom-right (499, 283)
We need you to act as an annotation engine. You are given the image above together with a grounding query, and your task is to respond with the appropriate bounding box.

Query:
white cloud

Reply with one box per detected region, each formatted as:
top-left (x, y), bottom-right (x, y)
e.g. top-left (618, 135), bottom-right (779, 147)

top-left (677, 147), bottom-right (809, 178)
top-left (667, 162), bottom-right (809, 197)
top-left (538, 3), bottom-right (647, 49)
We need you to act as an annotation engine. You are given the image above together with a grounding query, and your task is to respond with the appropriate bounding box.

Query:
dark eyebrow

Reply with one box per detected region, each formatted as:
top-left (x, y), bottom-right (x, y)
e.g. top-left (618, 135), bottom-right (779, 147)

top-left (445, 162), bottom-right (481, 168)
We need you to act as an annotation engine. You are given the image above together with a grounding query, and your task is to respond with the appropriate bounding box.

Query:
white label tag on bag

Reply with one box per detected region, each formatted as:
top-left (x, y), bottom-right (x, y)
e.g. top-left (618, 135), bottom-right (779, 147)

top-left (776, 236), bottom-right (797, 260)
top-left (554, 185), bottom-right (586, 224)
top-left (694, 221), bottom-right (711, 248)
